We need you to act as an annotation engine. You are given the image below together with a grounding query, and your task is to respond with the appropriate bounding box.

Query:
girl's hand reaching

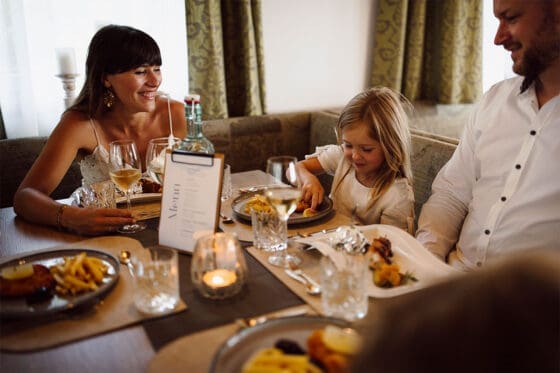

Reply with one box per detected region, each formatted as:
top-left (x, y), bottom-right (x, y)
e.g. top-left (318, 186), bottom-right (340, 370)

top-left (301, 176), bottom-right (324, 211)
top-left (296, 158), bottom-right (325, 211)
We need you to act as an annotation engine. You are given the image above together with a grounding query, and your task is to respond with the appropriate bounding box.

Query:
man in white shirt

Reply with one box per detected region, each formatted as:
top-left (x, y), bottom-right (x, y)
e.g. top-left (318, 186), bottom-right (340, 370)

top-left (416, 0), bottom-right (560, 269)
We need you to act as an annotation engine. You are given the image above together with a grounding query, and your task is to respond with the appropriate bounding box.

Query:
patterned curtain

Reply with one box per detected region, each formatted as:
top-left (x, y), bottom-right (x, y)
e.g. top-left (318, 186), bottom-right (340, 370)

top-left (371, 0), bottom-right (482, 104)
top-left (185, 0), bottom-right (266, 120)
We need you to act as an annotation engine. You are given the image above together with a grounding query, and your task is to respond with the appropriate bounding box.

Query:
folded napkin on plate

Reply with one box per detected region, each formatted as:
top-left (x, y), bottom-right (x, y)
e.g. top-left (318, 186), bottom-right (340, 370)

top-left (294, 226), bottom-right (373, 270)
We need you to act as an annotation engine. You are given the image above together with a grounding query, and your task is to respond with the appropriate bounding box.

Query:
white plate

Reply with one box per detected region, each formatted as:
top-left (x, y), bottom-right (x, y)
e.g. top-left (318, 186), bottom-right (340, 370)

top-left (209, 315), bottom-right (351, 373)
top-left (296, 224), bottom-right (461, 298)
top-left (116, 193), bottom-right (162, 205)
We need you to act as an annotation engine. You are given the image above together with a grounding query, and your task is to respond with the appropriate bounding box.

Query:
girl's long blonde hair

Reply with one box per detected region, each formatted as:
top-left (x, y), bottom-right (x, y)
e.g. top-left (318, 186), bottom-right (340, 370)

top-left (333, 86), bottom-right (413, 206)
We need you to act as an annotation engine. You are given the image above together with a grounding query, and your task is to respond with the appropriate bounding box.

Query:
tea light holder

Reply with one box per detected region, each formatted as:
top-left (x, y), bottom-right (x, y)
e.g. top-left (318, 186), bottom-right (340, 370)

top-left (191, 232), bottom-right (248, 299)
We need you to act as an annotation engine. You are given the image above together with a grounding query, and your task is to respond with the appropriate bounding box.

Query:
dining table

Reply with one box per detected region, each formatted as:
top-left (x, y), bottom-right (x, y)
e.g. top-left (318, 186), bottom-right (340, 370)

top-left (1, 169), bottom-right (393, 372)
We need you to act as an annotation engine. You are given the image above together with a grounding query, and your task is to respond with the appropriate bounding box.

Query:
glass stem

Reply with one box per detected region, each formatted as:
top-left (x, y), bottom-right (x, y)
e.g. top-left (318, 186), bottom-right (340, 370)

top-left (279, 218), bottom-right (289, 257)
top-left (126, 189), bottom-right (133, 215)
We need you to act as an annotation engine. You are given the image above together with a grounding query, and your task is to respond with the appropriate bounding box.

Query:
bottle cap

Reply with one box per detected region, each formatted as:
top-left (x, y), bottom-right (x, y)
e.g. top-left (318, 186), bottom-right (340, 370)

top-left (184, 94), bottom-right (201, 104)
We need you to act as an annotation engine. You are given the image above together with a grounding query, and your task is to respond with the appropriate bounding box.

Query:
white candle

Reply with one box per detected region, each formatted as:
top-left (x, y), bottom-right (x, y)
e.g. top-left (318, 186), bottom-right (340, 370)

top-left (56, 48), bottom-right (77, 75)
top-left (202, 269), bottom-right (237, 289)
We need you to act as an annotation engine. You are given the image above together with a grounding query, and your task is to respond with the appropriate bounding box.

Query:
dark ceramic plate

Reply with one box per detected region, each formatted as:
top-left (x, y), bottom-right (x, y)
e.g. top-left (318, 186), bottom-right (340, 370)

top-left (231, 191), bottom-right (333, 225)
top-left (0, 248), bottom-right (119, 318)
top-left (209, 315), bottom-right (351, 373)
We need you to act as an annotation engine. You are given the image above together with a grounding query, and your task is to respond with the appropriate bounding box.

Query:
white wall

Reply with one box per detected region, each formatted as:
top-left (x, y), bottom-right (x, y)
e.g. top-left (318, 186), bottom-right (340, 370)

top-left (261, 0), bottom-right (376, 113)
top-left (482, 0), bottom-right (516, 93)
top-left (0, 0), bottom-right (188, 138)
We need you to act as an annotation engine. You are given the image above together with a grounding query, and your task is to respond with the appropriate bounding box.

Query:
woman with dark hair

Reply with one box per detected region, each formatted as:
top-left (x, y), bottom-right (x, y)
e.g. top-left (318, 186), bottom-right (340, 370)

top-left (13, 25), bottom-right (186, 235)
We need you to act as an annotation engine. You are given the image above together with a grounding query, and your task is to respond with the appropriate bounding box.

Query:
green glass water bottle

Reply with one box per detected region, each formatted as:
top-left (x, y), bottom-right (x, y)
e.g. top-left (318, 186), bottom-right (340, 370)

top-left (178, 94), bottom-right (215, 154)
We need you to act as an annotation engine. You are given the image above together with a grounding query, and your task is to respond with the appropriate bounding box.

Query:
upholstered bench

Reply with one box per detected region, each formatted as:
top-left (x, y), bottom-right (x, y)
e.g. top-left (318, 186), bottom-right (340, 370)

top-left (0, 137), bottom-right (82, 208)
top-left (1, 111), bottom-right (458, 221)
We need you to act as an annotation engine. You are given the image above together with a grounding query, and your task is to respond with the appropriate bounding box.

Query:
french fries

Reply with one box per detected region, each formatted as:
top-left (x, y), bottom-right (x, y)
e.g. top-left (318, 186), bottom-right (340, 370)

top-left (242, 348), bottom-right (322, 373)
top-left (50, 252), bottom-right (108, 296)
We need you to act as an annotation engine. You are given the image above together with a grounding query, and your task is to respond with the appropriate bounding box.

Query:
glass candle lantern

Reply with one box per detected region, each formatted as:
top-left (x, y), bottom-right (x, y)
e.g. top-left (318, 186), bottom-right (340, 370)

top-left (191, 232), bottom-right (248, 299)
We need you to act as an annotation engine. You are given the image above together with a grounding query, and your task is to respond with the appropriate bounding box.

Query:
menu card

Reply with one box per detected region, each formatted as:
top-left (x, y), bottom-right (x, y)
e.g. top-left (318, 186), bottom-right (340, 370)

top-left (159, 150), bottom-right (224, 253)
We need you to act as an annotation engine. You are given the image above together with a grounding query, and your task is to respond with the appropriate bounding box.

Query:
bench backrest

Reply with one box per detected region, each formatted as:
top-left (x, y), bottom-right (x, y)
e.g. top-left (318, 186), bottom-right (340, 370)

top-left (0, 137), bottom-right (82, 208)
top-left (410, 130), bottom-right (458, 225)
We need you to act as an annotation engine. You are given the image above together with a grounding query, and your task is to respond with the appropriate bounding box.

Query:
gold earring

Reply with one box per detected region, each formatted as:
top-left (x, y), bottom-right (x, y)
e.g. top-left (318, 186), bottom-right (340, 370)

top-left (103, 89), bottom-right (115, 109)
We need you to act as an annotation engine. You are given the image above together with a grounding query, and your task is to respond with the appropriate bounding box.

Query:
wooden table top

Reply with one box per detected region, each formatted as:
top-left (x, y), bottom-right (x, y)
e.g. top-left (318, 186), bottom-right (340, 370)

top-left (0, 170), bottom-right (349, 372)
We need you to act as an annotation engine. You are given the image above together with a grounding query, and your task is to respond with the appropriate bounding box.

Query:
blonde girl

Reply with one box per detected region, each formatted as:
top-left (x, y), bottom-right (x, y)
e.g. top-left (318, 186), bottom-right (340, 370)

top-left (296, 87), bottom-right (415, 233)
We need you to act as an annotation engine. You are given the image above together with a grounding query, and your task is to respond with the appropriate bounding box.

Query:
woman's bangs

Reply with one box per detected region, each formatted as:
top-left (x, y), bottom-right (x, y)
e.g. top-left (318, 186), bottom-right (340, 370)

top-left (107, 36), bottom-right (161, 73)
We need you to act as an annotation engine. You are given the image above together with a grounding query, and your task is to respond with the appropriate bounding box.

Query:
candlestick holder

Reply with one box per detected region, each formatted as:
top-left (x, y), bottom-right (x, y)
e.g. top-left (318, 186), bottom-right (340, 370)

top-left (56, 74), bottom-right (79, 108)
top-left (191, 232), bottom-right (248, 299)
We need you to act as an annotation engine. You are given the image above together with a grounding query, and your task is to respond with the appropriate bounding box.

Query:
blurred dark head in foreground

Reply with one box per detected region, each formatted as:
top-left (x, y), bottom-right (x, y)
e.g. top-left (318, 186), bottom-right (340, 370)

top-left (352, 250), bottom-right (560, 373)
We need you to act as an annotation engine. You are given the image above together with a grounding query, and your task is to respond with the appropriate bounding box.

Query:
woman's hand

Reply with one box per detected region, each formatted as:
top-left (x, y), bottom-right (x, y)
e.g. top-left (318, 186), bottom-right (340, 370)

top-left (61, 206), bottom-right (136, 236)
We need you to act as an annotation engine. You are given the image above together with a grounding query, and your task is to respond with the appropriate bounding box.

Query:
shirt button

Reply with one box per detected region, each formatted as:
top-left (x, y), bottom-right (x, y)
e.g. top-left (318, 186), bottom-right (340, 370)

top-left (501, 196), bottom-right (506, 201)
top-left (484, 229), bottom-right (491, 235)
top-left (515, 164), bottom-right (521, 169)
top-left (530, 130), bottom-right (536, 136)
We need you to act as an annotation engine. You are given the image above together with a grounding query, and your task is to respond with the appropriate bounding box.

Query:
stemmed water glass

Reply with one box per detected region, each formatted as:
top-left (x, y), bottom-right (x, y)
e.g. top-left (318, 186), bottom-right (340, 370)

top-left (109, 139), bottom-right (146, 233)
top-left (146, 137), bottom-right (180, 185)
top-left (264, 156), bottom-right (302, 267)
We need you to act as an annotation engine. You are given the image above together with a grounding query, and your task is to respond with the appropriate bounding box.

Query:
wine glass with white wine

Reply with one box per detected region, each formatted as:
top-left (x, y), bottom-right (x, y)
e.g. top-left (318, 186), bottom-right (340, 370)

top-left (109, 139), bottom-right (146, 233)
top-left (264, 156), bottom-right (302, 267)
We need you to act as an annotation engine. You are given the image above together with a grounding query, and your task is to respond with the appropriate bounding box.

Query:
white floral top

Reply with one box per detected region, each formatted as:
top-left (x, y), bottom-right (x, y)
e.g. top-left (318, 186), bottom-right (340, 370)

top-left (308, 145), bottom-right (415, 234)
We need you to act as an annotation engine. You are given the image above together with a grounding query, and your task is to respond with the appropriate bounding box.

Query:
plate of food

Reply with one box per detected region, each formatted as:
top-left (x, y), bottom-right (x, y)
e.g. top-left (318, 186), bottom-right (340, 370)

top-left (295, 224), bottom-right (461, 298)
top-left (210, 315), bottom-right (362, 373)
top-left (0, 249), bottom-right (119, 318)
top-left (231, 190), bottom-right (333, 225)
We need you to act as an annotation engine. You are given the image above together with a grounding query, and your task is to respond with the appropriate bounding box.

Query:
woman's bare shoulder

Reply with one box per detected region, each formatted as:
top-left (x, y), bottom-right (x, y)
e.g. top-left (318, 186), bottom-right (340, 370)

top-left (49, 110), bottom-right (97, 149)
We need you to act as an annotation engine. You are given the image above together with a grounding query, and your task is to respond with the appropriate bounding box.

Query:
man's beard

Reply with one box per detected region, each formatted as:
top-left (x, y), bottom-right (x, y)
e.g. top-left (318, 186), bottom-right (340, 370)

top-left (519, 13), bottom-right (560, 92)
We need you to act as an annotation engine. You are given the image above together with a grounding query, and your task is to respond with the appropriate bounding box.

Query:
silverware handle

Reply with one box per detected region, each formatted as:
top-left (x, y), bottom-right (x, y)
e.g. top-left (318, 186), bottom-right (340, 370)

top-left (299, 272), bottom-right (321, 289)
top-left (285, 269), bottom-right (307, 285)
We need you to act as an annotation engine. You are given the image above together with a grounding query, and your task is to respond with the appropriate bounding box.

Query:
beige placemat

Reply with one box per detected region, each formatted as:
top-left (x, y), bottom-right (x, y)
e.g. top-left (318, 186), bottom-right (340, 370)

top-left (246, 246), bottom-right (324, 314)
top-left (0, 236), bottom-right (187, 352)
top-left (147, 305), bottom-right (314, 372)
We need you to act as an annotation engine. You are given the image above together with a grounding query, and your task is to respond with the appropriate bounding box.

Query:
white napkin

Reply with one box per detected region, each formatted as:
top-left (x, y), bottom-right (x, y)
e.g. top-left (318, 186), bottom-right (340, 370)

top-left (294, 234), bottom-right (347, 270)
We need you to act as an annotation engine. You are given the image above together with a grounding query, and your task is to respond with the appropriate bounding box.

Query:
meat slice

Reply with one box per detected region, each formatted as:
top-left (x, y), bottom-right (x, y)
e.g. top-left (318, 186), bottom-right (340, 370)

top-left (0, 264), bottom-right (56, 298)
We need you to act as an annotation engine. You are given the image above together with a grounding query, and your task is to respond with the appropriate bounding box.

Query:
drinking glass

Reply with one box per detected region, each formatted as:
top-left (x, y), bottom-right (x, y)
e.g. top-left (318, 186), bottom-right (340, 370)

top-left (132, 247), bottom-right (180, 315)
top-left (320, 254), bottom-right (368, 321)
top-left (146, 137), bottom-right (180, 185)
top-left (109, 139), bottom-right (146, 233)
top-left (264, 156), bottom-right (302, 267)
top-left (221, 163), bottom-right (233, 202)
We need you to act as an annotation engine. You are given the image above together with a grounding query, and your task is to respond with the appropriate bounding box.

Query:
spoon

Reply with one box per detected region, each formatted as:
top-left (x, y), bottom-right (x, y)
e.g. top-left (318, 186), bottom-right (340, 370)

top-left (119, 250), bottom-right (135, 276)
top-left (220, 213), bottom-right (234, 224)
top-left (284, 267), bottom-right (321, 295)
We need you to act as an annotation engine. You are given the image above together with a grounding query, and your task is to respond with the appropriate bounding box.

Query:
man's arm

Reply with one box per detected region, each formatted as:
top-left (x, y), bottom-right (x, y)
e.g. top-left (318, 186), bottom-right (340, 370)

top-left (416, 109), bottom-right (479, 260)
